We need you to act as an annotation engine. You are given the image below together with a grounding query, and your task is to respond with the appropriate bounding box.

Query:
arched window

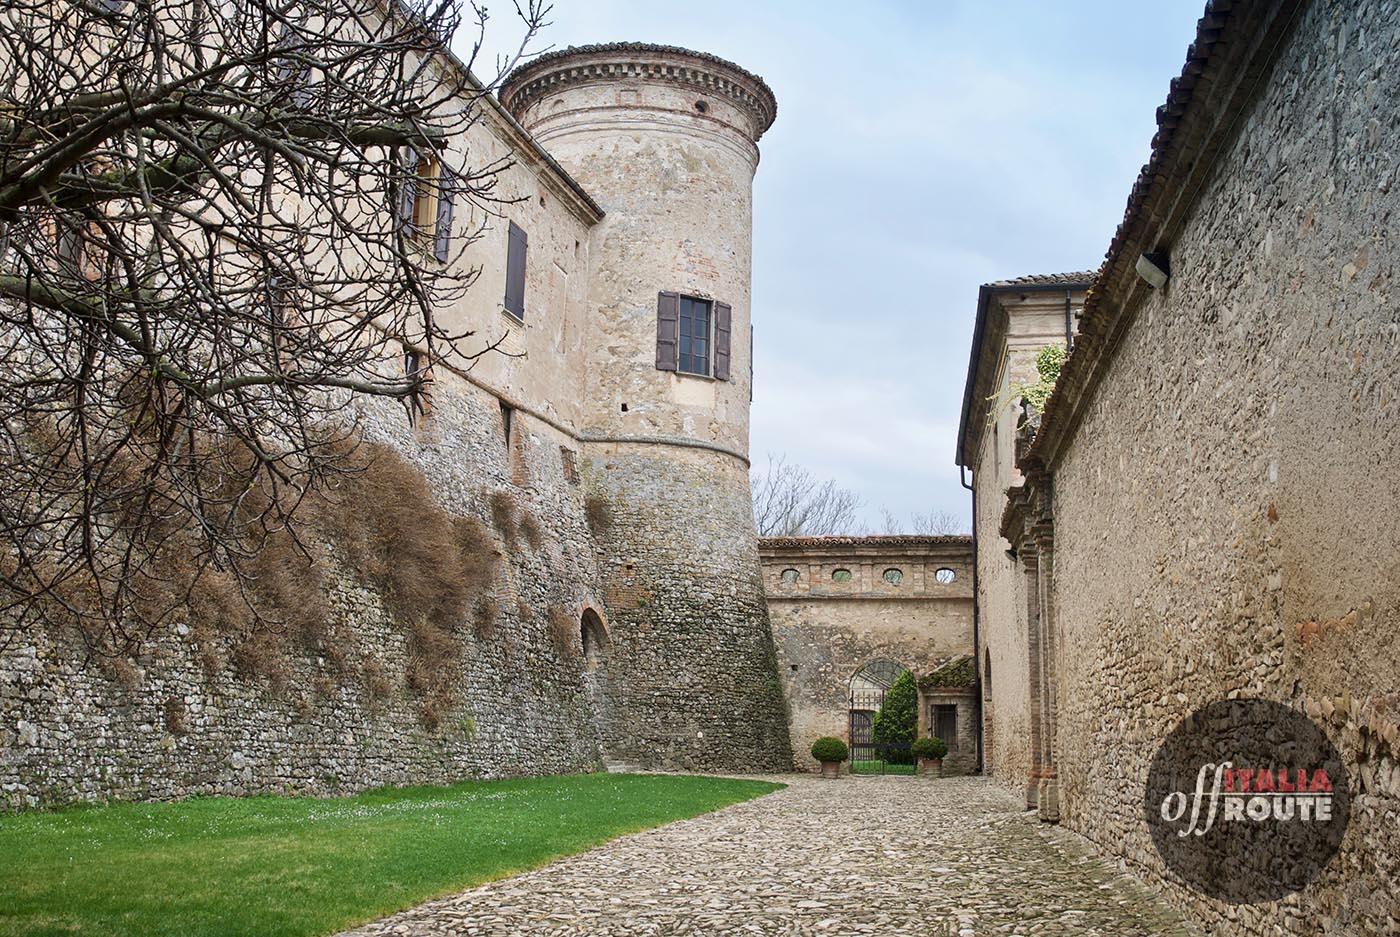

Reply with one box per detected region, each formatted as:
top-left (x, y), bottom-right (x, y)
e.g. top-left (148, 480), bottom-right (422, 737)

top-left (983, 648), bottom-right (992, 699)
top-left (581, 609), bottom-right (608, 659)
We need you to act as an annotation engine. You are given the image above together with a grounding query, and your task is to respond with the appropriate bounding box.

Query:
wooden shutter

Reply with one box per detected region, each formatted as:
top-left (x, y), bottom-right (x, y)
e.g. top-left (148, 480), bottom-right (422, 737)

top-left (504, 221), bottom-right (527, 317)
top-left (655, 291), bottom-right (679, 371)
top-left (396, 147), bottom-right (417, 233)
top-left (433, 170), bottom-right (455, 262)
top-left (713, 301), bottom-right (732, 381)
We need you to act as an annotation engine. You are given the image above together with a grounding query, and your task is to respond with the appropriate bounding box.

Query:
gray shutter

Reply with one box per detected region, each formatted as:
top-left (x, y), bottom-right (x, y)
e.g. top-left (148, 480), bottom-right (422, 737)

top-left (713, 301), bottom-right (732, 381)
top-left (433, 170), bottom-right (455, 262)
top-left (655, 292), bottom-right (679, 371)
top-left (504, 221), bottom-right (527, 317)
top-left (397, 147), bottom-right (417, 233)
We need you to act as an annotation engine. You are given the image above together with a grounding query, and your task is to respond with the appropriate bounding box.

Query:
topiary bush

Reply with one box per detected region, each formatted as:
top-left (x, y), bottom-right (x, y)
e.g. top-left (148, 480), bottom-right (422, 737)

top-left (810, 736), bottom-right (849, 764)
top-left (872, 669), bottom-right (918, 764)
top-left (912, 736), bottom-right (948, 761)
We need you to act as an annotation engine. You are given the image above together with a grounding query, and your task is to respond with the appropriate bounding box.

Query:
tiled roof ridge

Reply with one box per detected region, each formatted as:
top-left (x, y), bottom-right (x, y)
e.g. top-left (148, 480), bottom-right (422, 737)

top-left (759, 534), bottom-right (972, 548)
top-left (984, 271), bottom-right (1099, 289)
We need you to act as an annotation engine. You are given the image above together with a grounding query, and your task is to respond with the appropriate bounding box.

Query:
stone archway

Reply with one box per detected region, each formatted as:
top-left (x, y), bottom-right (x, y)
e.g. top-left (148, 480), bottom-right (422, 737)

top-left (848, 658), bottom-right (911, 773)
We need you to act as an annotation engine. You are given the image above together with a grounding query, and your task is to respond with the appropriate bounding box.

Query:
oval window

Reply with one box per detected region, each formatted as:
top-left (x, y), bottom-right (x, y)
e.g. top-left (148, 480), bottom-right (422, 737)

top-left (935, 567), bottom-right (957, 584)
top-left (832, 568), bottom-right (853, 583)
top-left (883, 568), bottom-right (903, 585)
top-left (780, 568), bottom-right (799, 584)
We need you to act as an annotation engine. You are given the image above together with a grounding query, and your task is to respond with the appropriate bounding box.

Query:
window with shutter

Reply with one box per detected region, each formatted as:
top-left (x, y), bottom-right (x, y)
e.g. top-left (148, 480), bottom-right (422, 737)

top-left (433, 170), bottom-right (456, 262)
top-left (404, 349), bottom-right (430, 428)
top-left (504, 222), bottom-right (527, 319)
top-left (657, 293), bottom-right (735, 378)
top-left (395, 147), bottom-right (418, 234)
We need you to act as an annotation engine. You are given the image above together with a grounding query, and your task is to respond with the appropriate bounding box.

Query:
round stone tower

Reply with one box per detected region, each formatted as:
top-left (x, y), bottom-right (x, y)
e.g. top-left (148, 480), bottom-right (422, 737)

top-left (501, 44), bottom-right (791, 771)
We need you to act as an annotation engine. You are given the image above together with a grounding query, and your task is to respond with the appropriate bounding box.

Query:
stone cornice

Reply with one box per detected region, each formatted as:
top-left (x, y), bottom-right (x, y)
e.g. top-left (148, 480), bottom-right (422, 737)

top-left (500, 43), bottom-right (777, 142)
top-left (955, 276), bottom-right (1095, 469)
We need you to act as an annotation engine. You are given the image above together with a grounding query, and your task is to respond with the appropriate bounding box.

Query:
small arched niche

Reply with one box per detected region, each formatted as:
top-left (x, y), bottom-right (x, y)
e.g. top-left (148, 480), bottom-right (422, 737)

top-left (581, 608), bottom-right (609, 661)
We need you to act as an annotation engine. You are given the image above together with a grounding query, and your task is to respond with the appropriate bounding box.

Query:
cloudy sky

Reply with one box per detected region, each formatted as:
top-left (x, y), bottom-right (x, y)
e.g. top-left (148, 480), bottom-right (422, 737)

top-left (472, 1), bottom-right (1205, 533)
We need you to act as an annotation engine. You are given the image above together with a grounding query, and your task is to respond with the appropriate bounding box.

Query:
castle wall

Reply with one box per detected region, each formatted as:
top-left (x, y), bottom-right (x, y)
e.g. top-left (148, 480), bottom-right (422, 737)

top-left (761, 537), bottom-right (974, 772)
top-left (1, 42), bottom-right (794, 804)
top-left (1027, 1), bottom-right (1400, 931)
top-left (585, 445), bottom-right (789, 770)
top-left (1, 374), bottom-right (610, 808)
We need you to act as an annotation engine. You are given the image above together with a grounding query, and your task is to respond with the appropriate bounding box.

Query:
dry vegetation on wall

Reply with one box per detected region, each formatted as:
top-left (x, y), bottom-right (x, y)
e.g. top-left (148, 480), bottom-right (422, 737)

top-left (584, 495), bottom-right (613, 536)
top-left (548, 606), bottom-right (580, 659)
top-left (16, 436), bottom-right (504, 727)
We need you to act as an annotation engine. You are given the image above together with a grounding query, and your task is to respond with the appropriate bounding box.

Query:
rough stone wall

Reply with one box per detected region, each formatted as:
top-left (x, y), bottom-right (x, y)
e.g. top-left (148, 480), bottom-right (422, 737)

top-left (1, 372), bottom-right (610, 809)
top-left (761, 537), bottom-right (973, 772)
top-left (1046, 1), bottom-right (1400, 932)
top-left (586, 446), bottom-right (791, 771)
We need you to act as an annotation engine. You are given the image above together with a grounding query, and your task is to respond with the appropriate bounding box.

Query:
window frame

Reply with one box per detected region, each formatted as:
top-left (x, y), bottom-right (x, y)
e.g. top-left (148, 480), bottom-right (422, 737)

top-left (676, 294), bottom-right (713, 377)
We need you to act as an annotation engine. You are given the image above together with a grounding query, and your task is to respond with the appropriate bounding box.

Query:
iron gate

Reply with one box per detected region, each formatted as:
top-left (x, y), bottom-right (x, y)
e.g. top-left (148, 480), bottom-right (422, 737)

top-left (848, 686), bottom-right (914, 774)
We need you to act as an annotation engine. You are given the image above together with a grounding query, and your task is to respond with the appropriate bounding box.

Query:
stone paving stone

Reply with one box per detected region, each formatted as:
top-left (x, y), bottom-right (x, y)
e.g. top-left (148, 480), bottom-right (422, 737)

top-left (339, 775), bottom-right (1197, 937)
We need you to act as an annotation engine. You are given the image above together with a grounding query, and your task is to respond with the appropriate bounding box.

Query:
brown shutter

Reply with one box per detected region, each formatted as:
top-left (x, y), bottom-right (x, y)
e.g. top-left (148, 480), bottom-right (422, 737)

top-left (504, 221), bottom-right (527, 317)
top-left (396, 147), bottom-right (417, 233)
top-left (713, 301), bottom-right (732, 381)
top-left (655, 291), bottom-right (679, 370)
top-left (433, 170), bottom-right (455, 262)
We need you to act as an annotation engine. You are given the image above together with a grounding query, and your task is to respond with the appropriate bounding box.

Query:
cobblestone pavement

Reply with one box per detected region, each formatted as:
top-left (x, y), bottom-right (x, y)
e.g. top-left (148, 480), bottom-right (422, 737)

top-left (340, 775), bottom-right (1196, 937)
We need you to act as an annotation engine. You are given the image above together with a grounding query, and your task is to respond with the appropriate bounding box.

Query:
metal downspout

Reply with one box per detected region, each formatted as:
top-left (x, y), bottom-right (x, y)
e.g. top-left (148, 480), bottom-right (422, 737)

top-left (961, 462), bottom-right (983, 774)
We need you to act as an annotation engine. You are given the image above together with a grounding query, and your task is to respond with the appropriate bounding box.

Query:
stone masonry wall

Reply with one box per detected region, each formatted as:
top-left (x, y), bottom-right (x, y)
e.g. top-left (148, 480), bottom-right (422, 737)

top-left (1, 371), bottom-right (610, 808)
top-left (1048, 1), bottom-right (1400, 932)
top-left (584, 445), bottom-right (792, 771)
top-left (762, 538), bottom-right (974, 772)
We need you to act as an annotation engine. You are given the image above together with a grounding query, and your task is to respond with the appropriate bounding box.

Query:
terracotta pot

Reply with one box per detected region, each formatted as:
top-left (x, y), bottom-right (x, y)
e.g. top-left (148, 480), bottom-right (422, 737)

top-left (918, 757), bottom-right (944, 777)
top-left (819, 760), bottom-right (841, 779)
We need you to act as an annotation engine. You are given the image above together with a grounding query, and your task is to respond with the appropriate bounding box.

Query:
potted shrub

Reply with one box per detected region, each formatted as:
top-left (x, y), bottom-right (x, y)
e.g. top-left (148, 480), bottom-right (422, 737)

top-left (810, 736), bottom-right (849, 779)
top-left (912, 736), bottom-right (948, 776)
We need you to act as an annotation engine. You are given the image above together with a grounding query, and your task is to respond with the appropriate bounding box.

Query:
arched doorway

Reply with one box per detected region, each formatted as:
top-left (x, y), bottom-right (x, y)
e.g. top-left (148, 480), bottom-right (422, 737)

top-left (849, 658), bottom-right (912, 774)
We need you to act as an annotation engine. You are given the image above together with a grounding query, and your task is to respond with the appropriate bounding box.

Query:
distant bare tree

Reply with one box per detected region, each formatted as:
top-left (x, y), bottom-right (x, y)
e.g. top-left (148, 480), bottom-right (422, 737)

top-left (751, 455), bottom-right (863, 536)
top-left (880, 507), bottom-right (966, 535)
top-left (0, 0), bottom-right (549, 655)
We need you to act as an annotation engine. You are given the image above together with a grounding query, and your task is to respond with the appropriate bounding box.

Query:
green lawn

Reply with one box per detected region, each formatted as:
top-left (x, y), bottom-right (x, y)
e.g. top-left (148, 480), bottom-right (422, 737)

top-left (848, 759), bottom-right (916, 775)
top-left (0, 773), bottom-right (782, 937)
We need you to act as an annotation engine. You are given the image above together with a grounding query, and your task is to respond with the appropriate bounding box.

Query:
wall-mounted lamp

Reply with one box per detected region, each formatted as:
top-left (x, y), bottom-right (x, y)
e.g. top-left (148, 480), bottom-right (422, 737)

top-left (1135, 251), bottom-right (1170, 289)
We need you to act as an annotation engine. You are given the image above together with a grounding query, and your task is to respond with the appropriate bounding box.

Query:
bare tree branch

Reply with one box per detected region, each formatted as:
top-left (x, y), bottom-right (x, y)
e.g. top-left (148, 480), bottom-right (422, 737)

top-left (751, 455), bottom-right (864, 536)
top-left (880, 507), bottom-right (966, 535)
top-left (0, 0), bottom-right (551, 655)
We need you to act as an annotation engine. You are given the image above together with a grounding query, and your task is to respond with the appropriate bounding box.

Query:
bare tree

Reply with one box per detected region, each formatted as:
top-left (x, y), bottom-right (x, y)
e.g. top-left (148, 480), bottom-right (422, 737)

top-left (0, 0), bottom-right (548, 655)
top-left (880, 507), bottom-right (966, 535)
top-left (751, 455), bottom-right (863, 536)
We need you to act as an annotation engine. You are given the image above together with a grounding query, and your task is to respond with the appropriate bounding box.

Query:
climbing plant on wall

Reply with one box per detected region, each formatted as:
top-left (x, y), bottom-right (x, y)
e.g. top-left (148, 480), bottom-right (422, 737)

top-left (871, 670), bottom-right (918, 764)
